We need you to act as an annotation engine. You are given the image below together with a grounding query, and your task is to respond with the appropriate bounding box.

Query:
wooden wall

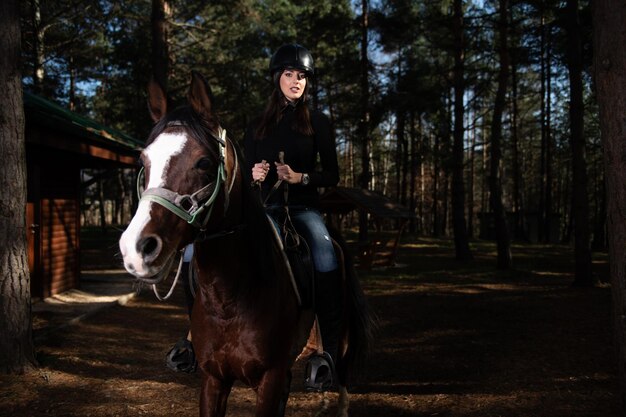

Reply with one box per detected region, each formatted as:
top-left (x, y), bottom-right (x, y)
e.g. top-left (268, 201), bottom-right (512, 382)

top-left (40, 198), bottom-right (79, 297)
top-left (27, 151), bottom-right (80, 298)
top-left (25, 114), bottom-right (138, 299)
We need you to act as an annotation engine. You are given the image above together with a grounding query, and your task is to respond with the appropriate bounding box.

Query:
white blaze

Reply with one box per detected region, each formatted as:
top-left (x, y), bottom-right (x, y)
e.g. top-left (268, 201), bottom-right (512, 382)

top-left (119, 132), bottom-right (188, 276)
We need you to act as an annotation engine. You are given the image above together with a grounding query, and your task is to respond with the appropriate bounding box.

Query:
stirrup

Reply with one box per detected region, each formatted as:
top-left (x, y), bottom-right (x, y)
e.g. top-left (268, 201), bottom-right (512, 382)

top-left (165, 337), bottom-right (197, 373)
top-left (304, 352), bottom-right (335, 392)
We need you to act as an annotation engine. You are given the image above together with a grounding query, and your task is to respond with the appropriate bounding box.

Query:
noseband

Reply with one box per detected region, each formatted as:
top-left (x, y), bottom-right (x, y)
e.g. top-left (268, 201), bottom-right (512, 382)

top-left (137, 127), bottom-right (237, 231)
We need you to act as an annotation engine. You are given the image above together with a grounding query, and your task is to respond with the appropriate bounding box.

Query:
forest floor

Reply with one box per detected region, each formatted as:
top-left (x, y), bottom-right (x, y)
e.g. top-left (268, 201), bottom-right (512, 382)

top-left (0, 229), bottom-right (620, 417)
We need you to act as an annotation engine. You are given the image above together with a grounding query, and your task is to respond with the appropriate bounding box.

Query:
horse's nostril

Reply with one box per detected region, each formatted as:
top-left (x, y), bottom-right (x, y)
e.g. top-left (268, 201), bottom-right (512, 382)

top-left (125, 263), bottom-right (136, 273)
top-left (137, 235), bottom-right (162, 260)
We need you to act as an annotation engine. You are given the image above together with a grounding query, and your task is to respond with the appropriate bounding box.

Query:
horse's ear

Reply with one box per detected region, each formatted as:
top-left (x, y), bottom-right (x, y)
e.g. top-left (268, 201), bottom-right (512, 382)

top-left (188, 71), bottom-right (216, 126)
top-left (147, 77), bottom-right (168, 123)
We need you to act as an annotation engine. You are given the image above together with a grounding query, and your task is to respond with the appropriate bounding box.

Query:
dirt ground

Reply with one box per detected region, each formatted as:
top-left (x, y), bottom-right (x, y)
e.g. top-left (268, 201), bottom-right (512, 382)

top-left (0, 236), bottom-right (620, 417)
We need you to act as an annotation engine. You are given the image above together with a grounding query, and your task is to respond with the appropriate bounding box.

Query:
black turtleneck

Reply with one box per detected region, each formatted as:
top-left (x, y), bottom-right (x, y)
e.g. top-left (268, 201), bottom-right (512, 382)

top-left (243, 105), bottom-right (339, 208)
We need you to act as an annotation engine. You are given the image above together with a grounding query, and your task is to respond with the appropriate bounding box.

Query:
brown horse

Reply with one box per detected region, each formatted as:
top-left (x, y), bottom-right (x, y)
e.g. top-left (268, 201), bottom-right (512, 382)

top-left (119, 72), bottom-right (374, 417)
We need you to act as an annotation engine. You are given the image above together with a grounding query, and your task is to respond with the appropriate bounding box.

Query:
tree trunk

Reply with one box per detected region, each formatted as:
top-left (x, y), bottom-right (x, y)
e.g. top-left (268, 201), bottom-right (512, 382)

top-left (489, 0), bottom-right (512, 270)
top-left (467, 109), bottom-right (475, 238)
top-left (481, 129), bottom-right (488, 223)
top-left (97, 175), bottom-right (106, 233)
top-left (151, 0), bottom-right (170, 92)
top-left (539, 4), bottom-right (555, 243)
top-left (592, 175), bottom-right (607, 250)
top-left (538, 4), bottom-right (546, 241)
top-left (593, 0), bottom-right (626, 408)
top-left (358, 0), bottom-right (370, 243)
top-left (432, 132), bottom-right (440, 237)
top-left (451, 0), bottom-right (473, 260)
top-left (116, 169), bottom-right (126, 225)
top-left (0, 0), bottom-right (37, 374)
top-left (544, 22), bottom-right (553, 242)
top-left (443, 172), bottom-right (450, 236)
top-left (409, 110), bottom-right (418, 234)
top-left (396, 110), bottom-right (406, 204)
top-left (31, 0), bottom-right (44, 94)
top-left (401, 112), bottom-right (409, 207)
top-left (69, 55), bottom-right (76, 111)
top-left (510, 19), bottom-right (523, 240)
top-left (565, 0), bottom-right (593, 286)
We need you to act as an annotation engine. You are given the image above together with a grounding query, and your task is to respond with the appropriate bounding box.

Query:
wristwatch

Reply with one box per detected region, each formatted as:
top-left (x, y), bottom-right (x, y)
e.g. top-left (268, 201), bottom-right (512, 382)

top-left (301, 173), bottom-right (310, 185)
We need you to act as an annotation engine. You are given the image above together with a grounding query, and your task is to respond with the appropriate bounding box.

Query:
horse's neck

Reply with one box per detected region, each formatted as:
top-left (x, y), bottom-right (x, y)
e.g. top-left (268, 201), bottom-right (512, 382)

top-left (194, 229), bottom-right (245, 275)
top-left (193, 213), bottom-right (292, 308)
top-left (192, 235), bottom-right (249, 310)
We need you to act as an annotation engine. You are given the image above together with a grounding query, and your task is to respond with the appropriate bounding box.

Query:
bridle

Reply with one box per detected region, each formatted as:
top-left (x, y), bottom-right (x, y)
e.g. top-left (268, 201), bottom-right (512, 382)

top-left (137, 126), bottom-right (238, 232)
top-left (134, 124), bottom-right (239, 297)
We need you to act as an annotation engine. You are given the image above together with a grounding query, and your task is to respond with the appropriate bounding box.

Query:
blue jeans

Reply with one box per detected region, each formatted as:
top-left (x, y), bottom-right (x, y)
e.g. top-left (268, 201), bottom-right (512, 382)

top-left (267, 206), bottom-right (338, 273)
top-left (183, 244), bottom-right (194, 262)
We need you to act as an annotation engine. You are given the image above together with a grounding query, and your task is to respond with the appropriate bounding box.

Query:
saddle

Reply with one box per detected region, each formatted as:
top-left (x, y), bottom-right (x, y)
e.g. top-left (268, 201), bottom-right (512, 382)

top-left (265, 208), bottom-right (347, 383)
top-left (265, 209), bottom-right (315, 309)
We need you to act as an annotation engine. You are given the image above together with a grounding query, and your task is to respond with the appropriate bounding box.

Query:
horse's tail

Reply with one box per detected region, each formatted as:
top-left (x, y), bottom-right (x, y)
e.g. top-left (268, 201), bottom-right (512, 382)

top-left (328, 225), bottom-right (378, 387)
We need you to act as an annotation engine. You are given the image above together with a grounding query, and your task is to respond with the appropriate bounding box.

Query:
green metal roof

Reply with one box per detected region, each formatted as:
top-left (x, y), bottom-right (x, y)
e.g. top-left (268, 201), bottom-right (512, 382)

top-left (24, 91), bottom-right (143, 151)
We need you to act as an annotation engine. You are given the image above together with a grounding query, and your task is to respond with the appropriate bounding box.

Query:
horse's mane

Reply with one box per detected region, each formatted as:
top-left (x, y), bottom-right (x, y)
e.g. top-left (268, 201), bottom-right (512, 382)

top-left (146, 106), bottom-right (218, 152)
top-left (146, 106), bottom-right (279, 290)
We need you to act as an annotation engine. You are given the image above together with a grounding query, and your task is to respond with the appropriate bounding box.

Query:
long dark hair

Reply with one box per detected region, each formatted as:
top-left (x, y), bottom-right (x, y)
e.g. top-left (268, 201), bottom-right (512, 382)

top-left (254, 71), bottom-right (314, 140)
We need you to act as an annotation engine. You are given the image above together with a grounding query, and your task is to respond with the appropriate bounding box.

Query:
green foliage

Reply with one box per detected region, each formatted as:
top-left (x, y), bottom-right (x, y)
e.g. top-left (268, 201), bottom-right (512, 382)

top-left (20, 0), bottom-right (109, 104)
top-left (19, 0), bottom-right (604, 246)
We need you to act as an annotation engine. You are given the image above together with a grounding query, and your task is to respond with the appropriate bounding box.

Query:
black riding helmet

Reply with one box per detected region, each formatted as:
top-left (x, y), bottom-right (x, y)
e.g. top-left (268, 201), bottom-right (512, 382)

top-left (269, 44), bottom-right (315, 77)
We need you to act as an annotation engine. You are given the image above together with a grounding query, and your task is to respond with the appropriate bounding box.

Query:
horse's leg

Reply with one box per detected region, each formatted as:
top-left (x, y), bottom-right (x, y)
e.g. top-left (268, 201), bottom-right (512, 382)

top-left (255, 368), bottom-right (289, 417)
top-left (275, 370), bottom-right (292, 417)
top-left (336, 385), bottom-right (349, 417)
top-left (200, 374), bottom-right (232, 417)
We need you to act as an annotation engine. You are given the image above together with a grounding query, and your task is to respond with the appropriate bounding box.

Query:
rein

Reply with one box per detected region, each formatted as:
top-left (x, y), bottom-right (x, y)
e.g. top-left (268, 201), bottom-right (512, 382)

top-left (259, 151), bottom-right (286, 205)
top-left (152, 249), bottom-right (185, 301)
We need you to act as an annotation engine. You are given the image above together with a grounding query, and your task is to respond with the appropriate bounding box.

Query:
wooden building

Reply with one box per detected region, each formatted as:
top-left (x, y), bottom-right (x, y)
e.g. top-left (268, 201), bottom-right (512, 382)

top-left (24, 92), bottom-right (141, 298)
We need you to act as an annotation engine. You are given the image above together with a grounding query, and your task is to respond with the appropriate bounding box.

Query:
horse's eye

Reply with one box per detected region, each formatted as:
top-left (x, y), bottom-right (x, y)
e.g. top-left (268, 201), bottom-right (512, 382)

top-left (195, 157), bottom-right (212, 171)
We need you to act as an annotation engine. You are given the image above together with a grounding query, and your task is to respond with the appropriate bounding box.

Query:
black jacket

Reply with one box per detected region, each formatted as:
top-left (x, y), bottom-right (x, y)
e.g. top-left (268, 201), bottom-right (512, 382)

top-left (243, 105), bottom-right (339, 208)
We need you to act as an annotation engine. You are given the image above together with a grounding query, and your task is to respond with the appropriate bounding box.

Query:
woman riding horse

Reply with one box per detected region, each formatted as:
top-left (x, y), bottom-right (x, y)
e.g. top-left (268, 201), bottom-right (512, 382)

top-left (119, 69), bottom-right (374, 417)
top-left (169, 44), bottom-right (342, 390)
top-left (245, 43), bottom-right (342, 391)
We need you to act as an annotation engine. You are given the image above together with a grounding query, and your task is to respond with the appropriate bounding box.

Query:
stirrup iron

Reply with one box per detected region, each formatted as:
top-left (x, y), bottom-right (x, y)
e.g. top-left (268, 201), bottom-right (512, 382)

top-left (304, 352), bottom-right (335, 392)
top-left (165, 337), bottom-right (197, 373)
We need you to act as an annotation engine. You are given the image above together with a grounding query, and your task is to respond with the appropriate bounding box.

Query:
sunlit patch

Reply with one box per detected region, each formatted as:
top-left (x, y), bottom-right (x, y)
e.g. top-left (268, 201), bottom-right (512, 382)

top-left (531, 270), bottom-right (570, 278)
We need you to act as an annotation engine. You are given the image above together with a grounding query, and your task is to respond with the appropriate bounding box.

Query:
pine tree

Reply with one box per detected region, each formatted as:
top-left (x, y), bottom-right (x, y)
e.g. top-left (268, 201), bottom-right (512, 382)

top-left (0, 0), bottom-right (37, 374)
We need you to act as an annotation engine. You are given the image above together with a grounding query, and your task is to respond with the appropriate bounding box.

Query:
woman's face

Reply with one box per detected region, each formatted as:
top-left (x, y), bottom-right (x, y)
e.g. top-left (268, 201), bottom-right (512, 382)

top-left (279, 69), bottom-right (307, 102)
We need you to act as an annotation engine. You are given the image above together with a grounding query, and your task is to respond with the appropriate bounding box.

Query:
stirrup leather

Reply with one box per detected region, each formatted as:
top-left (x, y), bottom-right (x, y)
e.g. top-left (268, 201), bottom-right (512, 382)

top-left (165, 337), bottom-right (197, 373)
top-left (304, 352), bottom-right (335, 392)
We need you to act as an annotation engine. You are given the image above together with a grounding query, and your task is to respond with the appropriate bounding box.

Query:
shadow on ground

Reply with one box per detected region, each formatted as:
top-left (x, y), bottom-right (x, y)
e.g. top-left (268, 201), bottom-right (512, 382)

top-left (0, 234), bottom-right (619, 417)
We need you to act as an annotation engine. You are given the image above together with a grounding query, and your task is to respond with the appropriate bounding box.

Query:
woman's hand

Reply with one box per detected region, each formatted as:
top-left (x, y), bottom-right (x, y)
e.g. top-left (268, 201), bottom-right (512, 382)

top-left (252, 160), bottom-right (270, 183)
top-left (275, 161), bottom-right (303, 184)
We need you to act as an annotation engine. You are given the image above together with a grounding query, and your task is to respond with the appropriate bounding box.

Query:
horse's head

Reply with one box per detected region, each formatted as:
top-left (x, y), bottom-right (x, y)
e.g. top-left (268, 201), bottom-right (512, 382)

top-left (119, 72), bottom-right (237, 281)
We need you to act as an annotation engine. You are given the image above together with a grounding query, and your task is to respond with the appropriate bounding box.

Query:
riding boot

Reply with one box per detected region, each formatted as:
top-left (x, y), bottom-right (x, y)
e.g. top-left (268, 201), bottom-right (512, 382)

top-left (305, 269), bottom-right (342, 392)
